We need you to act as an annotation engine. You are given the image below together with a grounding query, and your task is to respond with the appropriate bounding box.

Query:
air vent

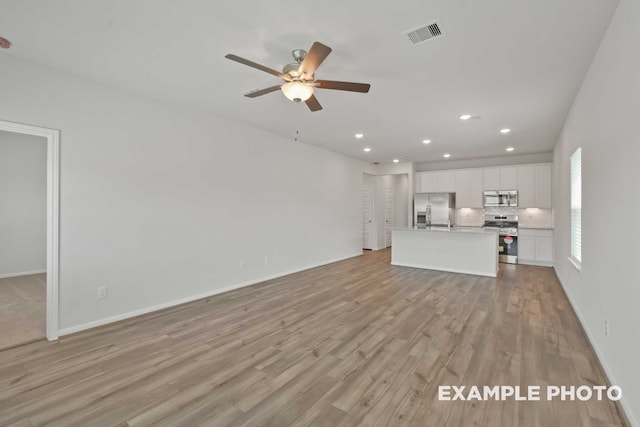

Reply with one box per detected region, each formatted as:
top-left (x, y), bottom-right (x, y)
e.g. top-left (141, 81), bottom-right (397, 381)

top-left (404, 20), bottom-right (445, 45)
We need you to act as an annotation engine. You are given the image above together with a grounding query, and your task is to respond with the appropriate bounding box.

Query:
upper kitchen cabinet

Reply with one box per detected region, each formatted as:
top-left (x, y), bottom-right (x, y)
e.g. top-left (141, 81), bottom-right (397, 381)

top-left (500, 167), bottom-right (518, 190)
top-left (534, 165), bottom-right (552, 208)
top-left (455, 170), bottom-right (483, 208)
top-left (417, 172), bottom-right (437, 193)
top-left (483, 169), bottom-right (500, 190)
top-left (517, 164), bottom-right (552, 208)
top-left (517, 166), bottom-right (535, 208)
top-left (416, 171), bottom-right (456, 193)
top-left (483, 167), bottom-right (517, 190)
top-left (437, 172), bottom-right (456, 192)
top-left (415, 162), bottom-right (551, 208)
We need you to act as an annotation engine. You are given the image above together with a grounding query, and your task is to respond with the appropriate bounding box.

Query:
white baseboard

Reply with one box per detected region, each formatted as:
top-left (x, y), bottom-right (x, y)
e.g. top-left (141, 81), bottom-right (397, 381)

top-left (59, 252), bottom-right (363, 337)
top-left (554, 267), bottom-right (637, 427)
top-left (0, 269), bottom-right (46, 279)
top-left (518, 259), bottom-right (554, 267)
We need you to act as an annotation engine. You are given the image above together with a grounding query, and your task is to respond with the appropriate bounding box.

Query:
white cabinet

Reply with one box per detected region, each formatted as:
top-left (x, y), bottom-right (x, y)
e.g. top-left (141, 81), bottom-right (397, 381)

top-left (500, 167), bottom-right (518, 190)
top-left (519, 229), bottom-right (554, 266)
top-left (415, 163), bottom-right (551, 208)
top-left (437, 172), bottom-right (456, 192)
top-left (518, 236), bottom-right (536, 261)
top-left (483, 169), bottom-right (500, 190)
top-left (516, 164), bottom-right (552, 208)
top-left (517, 166), bottom-right (535, 208)
top-left (418, 172), bottom-right (438, 193)
top-left (534, 165), bottom-right (552, 208)
top-left (468, 170), bottom-right (484, 208)
top-left (483, 167), bottom-right (518, 190)
top-left (455, 170), bottom-right (483, 208)
top-left (535, 236), bottom-right (553, 262)
top-left (416, 171), bottom-right (456, 193)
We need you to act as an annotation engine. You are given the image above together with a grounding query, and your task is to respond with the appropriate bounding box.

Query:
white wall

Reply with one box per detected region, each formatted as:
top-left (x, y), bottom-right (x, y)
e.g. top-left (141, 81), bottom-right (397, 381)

top-left (0, 54), bottom-right (370, 332)
top-left (553, 0), bottom-right (639, 423)
top-left (393, 174), bottom-right (408, 228)
top-left (0, 131), bottom-right (47, 276)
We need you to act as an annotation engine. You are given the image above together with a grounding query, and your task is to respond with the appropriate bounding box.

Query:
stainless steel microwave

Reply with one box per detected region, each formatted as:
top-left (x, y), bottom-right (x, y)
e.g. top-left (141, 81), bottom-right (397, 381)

top-left (483, 190), bottom-right (518, 207)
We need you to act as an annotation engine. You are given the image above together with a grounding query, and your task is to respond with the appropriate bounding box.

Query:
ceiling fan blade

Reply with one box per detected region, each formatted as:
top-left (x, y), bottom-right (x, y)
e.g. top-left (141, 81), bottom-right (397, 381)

top-left (298, 42), bottom-right (332, 78)
top-left (315, 80), bottom-right (371, 93)
top-left (244, 85), bottom-right (282, 98)
top-left (305, 94), bottom-right (323, 112)
top-left (225, 54), bottom-right (290, 81)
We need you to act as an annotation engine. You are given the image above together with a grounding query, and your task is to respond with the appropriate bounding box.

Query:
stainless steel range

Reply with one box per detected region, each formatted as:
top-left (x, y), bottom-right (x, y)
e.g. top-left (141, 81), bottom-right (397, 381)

top-left (483, 214), bottom-right (518, 264)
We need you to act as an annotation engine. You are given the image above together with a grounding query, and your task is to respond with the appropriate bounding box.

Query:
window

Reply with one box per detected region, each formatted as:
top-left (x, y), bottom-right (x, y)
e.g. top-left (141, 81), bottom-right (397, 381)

top-left (570, 147), bottom-right (582, 268)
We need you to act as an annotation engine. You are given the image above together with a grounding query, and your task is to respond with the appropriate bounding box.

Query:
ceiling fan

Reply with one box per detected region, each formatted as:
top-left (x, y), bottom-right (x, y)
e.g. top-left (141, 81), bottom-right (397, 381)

top-left (225, 42), bottom-right (370, 112)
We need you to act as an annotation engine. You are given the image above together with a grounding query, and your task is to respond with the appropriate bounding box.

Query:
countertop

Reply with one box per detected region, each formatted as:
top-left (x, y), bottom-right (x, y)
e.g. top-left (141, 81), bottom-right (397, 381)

top-left (519, 227), bottom-right (554, 230)
top-left (392, 226), bottom-right (496, 235)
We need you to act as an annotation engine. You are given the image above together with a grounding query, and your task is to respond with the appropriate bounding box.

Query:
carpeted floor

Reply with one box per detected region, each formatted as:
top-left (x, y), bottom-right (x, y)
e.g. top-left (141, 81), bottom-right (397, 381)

top-left (0, 273), bottom-right (46, 350)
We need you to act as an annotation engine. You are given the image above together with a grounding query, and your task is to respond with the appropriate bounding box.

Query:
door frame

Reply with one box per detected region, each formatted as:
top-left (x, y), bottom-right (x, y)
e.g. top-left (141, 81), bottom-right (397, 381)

top-left (361, 183), bottom-right (374, 250)
top-left (384, 185), bottom-right (394, 248)
top-left (0, 119), bottom-right (60, 341)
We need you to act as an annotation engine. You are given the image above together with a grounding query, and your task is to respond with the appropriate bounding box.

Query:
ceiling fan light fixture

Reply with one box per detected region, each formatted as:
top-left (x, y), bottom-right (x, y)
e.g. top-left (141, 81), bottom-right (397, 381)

top-left (281, 81), bottom-right (313, 102)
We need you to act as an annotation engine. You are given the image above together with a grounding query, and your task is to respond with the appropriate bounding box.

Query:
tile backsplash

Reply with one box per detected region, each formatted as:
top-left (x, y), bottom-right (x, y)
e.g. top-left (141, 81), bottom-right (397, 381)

top-left (456, 208), bottom-right (485, 226)
top-left (518, 208), bottom-right (554, 228)
top-left (455, 207), bottom-right (553, 228)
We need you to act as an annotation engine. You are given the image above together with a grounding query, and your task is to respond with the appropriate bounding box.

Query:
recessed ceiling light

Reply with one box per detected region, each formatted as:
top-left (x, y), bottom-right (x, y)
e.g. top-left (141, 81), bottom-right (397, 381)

top-left (422, 139), bottom-right (431, 144)
top-left (500, 128), bottom-right (511, 134)
top-left (460, 114), bottom-right (472, 121)
top-left (506, 147), bottom-right (515, 152)
top-left (393, 159), bottom-right (399, 163)
top-left (443, 153), bottom-right (451, 158)
top-left (355, 133), bottom-right (364, 139)
top-left (363, 147), bottom-right (371, 152)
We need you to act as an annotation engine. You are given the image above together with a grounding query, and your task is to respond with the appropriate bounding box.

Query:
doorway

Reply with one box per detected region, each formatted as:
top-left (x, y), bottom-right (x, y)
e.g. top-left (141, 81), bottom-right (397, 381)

top-left (384, 185), bottom-right (394, 247)
top-left (362, 173), bottom-right (409, 250)
top-left (362, 174), bottom-right (375, 250)
top-left (0, 120), bottom-right (60, 346)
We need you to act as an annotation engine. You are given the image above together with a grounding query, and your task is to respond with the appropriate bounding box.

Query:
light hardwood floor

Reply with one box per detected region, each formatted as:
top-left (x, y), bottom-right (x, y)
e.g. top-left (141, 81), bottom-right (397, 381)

top-left (0, 250), bottom-right (628, 426)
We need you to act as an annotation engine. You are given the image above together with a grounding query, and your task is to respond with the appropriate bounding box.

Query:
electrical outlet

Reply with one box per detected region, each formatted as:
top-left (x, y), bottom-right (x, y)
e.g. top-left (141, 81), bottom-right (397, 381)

top-left (604, 319), bottom-right (609, 337)
top-left (97, 286), bottom-right (108, 300)
top-left (335, 243), bottom-right (339, 249)
top-left (239, 261), bottom-right (244, 270)
top-left (264, 256), bottom-right (269, 265)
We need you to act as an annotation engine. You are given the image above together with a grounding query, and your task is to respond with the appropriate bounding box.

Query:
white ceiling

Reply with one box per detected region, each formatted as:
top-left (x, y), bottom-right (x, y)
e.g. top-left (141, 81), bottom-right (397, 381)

top-left (0, 0), bottom-right (619, 164)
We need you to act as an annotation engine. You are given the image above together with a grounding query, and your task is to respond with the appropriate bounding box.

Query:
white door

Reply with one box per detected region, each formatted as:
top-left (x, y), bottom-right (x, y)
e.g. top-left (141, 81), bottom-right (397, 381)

top-left (384, 186), bottom-right (394, 248)
top-left (362, 185), bottom-right (374, 249)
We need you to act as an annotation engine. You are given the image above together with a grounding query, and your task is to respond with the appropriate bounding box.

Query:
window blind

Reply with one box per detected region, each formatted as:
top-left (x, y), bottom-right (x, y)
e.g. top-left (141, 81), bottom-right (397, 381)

top-left (570, 148), bottom-right (582, 265)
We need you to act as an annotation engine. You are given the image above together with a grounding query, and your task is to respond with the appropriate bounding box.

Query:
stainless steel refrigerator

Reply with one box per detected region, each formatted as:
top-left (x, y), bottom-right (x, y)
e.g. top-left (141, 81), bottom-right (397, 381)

top-left (414, 193), bottom-right (456, 228)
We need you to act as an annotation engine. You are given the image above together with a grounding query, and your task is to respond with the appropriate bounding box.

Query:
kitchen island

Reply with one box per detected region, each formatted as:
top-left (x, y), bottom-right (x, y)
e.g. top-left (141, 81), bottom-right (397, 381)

top-left (391, 227), bottom-right (499, 277)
